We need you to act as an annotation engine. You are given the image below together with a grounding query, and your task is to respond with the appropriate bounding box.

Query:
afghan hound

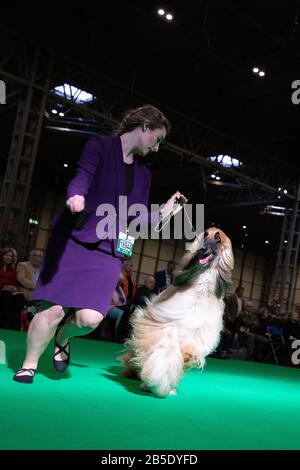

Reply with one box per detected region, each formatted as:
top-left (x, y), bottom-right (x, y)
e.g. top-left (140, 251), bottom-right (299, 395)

top-left (121, 227), bottom-right (234, 398)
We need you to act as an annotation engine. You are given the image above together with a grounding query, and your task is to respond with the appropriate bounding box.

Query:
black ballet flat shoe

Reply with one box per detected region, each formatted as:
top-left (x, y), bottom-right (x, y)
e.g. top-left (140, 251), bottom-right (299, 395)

top-left (53, 327), bottom-right (70, 372)
top-left (13, 368), bottom-right (36, 384)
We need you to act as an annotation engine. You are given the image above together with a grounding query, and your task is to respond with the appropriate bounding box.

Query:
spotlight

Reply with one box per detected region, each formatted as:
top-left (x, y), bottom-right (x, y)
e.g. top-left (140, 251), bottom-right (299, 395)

top-left (242, 225), bottom-right (247, 229)
top-left (29, 218), bottom-right (39, 225)
top-left (253, 67), bottom-right (259, 73)
top-left (51, 109), bottom-right (58, 114)
top-left (265, 240), bottom-right (270, 245)
top-left (166, 13), bottom-right (173, 20)
top-left (258, 71), bottom-right (265, 77)
top-left (158, 9), bottom-right (165, 15)
top-left (211, 174), bottom-right (216, 179)
top-left (63, 163), bottom-right (68, 168)
top-left (215, 176), bottom-right (221, 181)
top-left (59, 112), bottom-right (65, 117)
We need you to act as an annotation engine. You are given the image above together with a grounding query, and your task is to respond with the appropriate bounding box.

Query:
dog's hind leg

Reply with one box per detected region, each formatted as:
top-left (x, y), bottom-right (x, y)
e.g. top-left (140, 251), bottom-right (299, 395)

top-left (139, 327), bottom-right (184, 398)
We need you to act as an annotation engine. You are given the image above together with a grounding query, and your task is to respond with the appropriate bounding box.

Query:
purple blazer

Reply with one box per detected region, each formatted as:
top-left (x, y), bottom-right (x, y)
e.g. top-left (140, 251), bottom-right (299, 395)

top-left (51, 134), bottom-right (160, 257)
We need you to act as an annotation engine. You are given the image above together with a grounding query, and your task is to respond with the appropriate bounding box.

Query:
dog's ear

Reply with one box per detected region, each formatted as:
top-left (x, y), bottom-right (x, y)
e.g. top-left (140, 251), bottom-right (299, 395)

top-left (219, 237), bottom-right (234, 274)
top-left (216, 236), bottom-right (234, 297)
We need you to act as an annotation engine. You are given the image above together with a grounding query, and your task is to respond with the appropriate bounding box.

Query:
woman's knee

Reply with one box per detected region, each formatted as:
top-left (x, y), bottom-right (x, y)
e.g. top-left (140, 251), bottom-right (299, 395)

top-left (39, 305), bottom-right (65, 326)
top-left (75, 309), bottom-right (103, 329)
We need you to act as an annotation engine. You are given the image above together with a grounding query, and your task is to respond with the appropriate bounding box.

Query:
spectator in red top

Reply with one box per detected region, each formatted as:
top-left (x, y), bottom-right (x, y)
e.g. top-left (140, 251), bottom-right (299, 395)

top-left (0, 247), bottom-right (18, 290)
top-left (0, 247), bottom-right (24, 330)
top-left (121, 260), bottom-right (136, 306)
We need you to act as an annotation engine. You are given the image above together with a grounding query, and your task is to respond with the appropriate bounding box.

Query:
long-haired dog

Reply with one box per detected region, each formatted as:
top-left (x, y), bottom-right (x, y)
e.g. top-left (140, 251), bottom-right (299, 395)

top-left (120, 227), bottom-right (234, 398)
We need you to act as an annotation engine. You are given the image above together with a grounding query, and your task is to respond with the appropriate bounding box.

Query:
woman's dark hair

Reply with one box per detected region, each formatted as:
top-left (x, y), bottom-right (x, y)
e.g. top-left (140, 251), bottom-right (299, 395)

top-left (114, 104), bottom-right (171, 136)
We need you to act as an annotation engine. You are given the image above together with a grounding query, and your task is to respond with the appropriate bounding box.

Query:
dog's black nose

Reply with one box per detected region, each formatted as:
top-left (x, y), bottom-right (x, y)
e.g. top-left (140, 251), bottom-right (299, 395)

top-left (201, 240), bottom-right (218, 256)
top-left (201, 242), bottom-right (213, 256)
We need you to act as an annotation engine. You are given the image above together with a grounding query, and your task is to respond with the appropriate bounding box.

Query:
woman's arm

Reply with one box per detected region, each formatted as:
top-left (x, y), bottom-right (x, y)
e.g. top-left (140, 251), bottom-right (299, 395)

top-left (66, 136), bottom-right (104, 212)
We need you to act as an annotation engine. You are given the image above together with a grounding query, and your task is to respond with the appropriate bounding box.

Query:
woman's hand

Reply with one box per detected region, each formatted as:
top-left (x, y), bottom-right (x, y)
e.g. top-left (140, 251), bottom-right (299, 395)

top-left (161, 191), bottom-right (188, 218)
top-left (66, 194), bottom-right (85, 213)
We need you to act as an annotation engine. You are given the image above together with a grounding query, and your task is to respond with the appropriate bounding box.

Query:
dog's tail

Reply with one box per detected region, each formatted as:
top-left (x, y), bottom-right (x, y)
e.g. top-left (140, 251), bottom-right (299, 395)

top-left (139, 326), bottom-right (184, 398)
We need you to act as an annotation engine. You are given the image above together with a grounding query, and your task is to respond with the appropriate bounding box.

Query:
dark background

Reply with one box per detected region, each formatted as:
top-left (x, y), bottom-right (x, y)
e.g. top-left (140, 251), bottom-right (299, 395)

top-left (1, 0), bottom-right (300, 251)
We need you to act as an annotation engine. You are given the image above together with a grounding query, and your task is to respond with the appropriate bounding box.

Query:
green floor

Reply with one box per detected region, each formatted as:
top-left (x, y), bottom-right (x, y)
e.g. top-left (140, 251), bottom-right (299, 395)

top-left (0, 328), bottom-right (300, 450)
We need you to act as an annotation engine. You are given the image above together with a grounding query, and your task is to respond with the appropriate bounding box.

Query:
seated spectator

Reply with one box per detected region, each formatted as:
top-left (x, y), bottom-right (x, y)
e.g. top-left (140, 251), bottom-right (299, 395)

top-left (106, 277), bottom-right (127, 340)
top-left (224, 286), bottom-right (245, 343)
top-left (114, 260), bottom-right (137, 341)
top-left (213, 327), bottom-right (232, 359)
top-left (134, 276), bottom-right (156, 308)
top-left (154, 260), bottom-right (176, 294)
top-left (17, 248), bottom-right (43, 301)
top-left (121, 259), bottom-right (136, 306)
top-left (266, 293), bottom-right (281, 316)
top-left (237, 310), bottom-right (269, 361)
top-left (0, 247), bottom-right (24, 330)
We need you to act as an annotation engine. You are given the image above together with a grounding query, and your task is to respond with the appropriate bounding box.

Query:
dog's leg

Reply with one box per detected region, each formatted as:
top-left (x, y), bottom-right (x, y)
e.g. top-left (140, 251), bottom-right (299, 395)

top-left (120, 350), bottom-right (140, 380)
top-left (140, 327), bottom-right (184, 398)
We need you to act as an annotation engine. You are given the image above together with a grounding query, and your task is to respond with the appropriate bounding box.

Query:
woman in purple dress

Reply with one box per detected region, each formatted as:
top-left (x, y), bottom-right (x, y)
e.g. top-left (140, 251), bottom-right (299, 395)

top-left (13, 104), bottom-right (187, 383)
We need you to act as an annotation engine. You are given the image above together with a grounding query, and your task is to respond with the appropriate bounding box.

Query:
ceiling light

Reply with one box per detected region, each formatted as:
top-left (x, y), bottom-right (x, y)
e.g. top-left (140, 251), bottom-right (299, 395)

top-left (53, 84), bottom-right (95, 104)
top-left (166, 13), bottom-right (173, 20)
top-left (253, 67), bottom-right (259, 73)
top-left (158, 9), bottom-right (165, 15)
top-left (209, 154), bottom-right (242, 168)
top-left (258, 71), bottom-right (265, 77)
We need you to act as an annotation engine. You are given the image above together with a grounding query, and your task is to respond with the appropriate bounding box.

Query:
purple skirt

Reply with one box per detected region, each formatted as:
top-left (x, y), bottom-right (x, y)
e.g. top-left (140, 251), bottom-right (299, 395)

top-left (33, 231), bottom-right (121, 315)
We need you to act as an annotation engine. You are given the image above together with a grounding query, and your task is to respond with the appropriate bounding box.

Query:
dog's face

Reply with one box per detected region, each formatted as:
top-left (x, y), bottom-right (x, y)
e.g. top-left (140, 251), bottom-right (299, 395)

top-left (199, 227), bottom-right (233, 270)
top-left (174, 227), bottom-right (234, 292)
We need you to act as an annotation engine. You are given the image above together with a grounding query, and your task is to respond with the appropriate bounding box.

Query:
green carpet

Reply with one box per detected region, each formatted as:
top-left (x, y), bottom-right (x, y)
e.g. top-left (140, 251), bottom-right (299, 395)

top-left (0, 328), bottom-right (300, 450)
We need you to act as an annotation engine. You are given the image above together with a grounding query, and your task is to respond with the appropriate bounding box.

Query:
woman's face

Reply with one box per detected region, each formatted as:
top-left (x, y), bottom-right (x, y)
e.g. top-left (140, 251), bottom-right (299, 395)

top-left (138, 126), bottom-right (167, 156)
top-left (2, 251), bottom-right (13, 265)
top-left (124, 262), bottom-right (133, 272)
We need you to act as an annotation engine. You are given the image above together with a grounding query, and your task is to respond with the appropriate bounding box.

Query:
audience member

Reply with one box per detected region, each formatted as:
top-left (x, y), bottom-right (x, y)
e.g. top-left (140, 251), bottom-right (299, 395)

top-left (17, 249), bottom-right (43, 301)
top-left (106, 276), bottom-right (127, 340)
top-left (134, 276), bottom-right (155, 308)
top-left (0, 247), bottom-right (24, 330)
top-left (121, 260), bottom-right (136, 306)
top-left (154, 260), bottom-right (176, 293)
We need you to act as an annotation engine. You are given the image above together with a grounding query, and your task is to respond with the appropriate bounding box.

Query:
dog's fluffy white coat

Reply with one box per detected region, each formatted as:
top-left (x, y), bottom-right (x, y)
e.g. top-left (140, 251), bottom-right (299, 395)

top-left (121, 228), bottom-right (234, 398)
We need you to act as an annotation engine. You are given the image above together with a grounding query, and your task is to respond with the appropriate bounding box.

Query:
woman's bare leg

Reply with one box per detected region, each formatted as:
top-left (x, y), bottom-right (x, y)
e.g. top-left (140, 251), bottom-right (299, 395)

top-left (54, 309), bottom-right (103, 361)
top-left (16, 305), bottom-right (66, 376)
